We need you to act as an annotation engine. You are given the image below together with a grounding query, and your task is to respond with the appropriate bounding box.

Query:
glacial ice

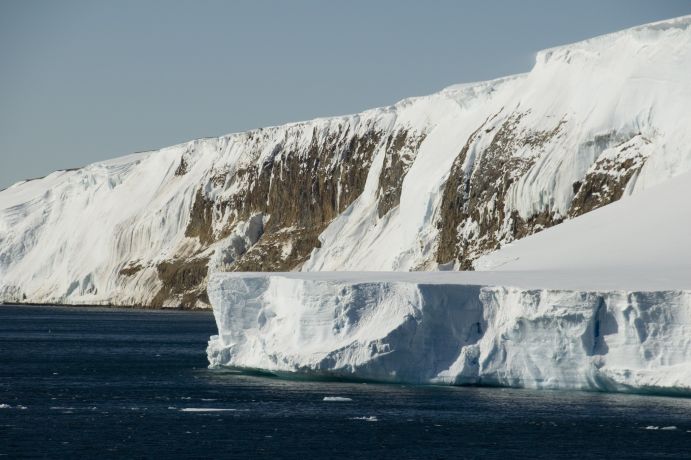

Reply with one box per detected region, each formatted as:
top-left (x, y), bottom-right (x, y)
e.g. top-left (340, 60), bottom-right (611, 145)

top-left (207, 272), bottom-right (691, 393)
top-left (179, 408), bottom-right (239, 412)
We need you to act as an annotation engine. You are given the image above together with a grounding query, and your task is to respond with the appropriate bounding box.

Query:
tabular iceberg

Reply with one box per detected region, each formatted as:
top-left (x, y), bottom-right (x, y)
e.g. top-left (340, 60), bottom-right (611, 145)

top-left (207, 273), bottom-right (691, 392)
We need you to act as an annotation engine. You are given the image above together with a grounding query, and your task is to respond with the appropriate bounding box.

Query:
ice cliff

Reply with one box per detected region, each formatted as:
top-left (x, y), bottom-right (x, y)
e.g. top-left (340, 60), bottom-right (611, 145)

top-left (207, 273), bottom-right (691, 392)
top-left (1, 15), bottom-right (691, 310)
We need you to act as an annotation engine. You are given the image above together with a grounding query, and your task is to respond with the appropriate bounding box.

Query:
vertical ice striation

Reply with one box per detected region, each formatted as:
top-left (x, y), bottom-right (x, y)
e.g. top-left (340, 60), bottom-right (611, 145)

top-left (207, 273), bottom-right (691, 393)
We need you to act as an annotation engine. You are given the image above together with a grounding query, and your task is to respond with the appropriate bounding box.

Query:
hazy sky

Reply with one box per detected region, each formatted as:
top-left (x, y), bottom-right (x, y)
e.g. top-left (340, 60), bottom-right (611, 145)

top-left (1, 1), bottom-right (690, 189)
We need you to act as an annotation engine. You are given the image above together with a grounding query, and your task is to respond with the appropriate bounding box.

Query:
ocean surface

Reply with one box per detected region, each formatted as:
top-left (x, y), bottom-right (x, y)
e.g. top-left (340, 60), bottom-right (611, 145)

top-left (2, 305), bottom-right (691, 459)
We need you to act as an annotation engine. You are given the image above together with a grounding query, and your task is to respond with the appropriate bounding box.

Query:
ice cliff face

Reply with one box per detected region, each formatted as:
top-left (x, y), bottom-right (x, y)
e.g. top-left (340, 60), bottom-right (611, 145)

top-left (207, 273), bottom-right (691, 392)
top-left (2, 15), bottom-right (691, 307)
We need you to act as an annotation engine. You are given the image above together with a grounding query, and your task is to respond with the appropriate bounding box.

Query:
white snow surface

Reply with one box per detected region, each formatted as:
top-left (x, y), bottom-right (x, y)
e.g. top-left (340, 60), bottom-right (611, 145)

top-left (474, 169), bottom-right (691, 274)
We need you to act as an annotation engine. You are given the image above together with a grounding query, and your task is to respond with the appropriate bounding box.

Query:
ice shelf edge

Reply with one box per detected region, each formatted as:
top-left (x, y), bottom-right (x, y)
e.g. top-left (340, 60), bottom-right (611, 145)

top-left (206, 273), bottom-right (691, 394)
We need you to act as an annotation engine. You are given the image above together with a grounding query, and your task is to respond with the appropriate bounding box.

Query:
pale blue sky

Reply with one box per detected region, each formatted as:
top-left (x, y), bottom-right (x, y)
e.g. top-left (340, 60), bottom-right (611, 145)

top-left (1, 0), bottom-right (690, 189)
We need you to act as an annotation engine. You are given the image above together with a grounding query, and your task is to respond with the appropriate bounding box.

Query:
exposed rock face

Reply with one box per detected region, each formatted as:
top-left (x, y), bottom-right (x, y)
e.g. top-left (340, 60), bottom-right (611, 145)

top-left (174, 157), bottom-right (188, 176)
top-left (377, 130), bottom-right (426, 218)
top-left (185, 188), bottom-right (215, 245)
top-left (435, 115), bottom-right (496, 266)
top-left (150, 121), bottom-right (391, 304)
top-left (196, 124), bottom-right (386, 271)
top-left (436, 111), bottom-right (567, 268)
top-left (151, 257), bottom-right (210, 308)
top-left (2, 15), bottom-right (690, 307)
top-left (568, 133), bottom-right (653, 218)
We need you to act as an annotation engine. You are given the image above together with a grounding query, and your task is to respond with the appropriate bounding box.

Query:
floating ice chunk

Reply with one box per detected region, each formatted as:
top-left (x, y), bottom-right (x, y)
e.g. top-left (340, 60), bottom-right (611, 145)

top-left (0, 404), bottom-right (26, 410)
top-left (208, 272), bottom-right (691, 393)
top-left (661, 426), bottom-right (678, 431)
top-left (323, 397), bottom-right (353, 402)
top-left (179, 408), bottom-right (238, 412)
top-left (350, 416), bottom-right (378, 422)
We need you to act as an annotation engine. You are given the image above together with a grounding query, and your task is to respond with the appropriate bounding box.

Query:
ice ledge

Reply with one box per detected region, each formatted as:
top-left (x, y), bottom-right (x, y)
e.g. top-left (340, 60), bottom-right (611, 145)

top-left (207, 272), bottom-right (691, 394)
top-left (535, 14), bottom-right (691, 66)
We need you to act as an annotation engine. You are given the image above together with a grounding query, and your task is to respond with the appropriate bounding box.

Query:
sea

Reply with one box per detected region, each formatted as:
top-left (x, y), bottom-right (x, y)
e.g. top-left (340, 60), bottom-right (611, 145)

top-left (2, 304), bottom-right (691, 459)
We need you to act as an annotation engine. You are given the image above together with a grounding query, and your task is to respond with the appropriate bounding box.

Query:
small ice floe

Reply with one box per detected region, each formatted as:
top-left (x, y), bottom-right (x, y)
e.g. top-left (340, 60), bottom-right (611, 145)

top-left (644, 426), bottom-right (677, 431)
top-left (0, 404), bottom-right (26, 410)
top-left (350, 416), bottom-right (378, 422)
top-left (179, 408), bottom-right (238, 412)
top-left (322, 397), bottom-right (352, 402)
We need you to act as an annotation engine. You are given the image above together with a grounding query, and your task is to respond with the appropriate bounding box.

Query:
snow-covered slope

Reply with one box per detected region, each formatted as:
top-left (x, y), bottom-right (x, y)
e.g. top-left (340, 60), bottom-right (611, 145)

top-left (474, 169), bottom-right (691, 274)
top-left (307, 14), bottom-right (691, 270)
top-left (2, 15), bottom-right (691, 307)
top-left (208, 168), bottom-right (691, 392)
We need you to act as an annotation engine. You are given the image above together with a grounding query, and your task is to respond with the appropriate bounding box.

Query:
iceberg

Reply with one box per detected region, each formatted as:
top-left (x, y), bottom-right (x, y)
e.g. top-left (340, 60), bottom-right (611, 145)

top-left (207, 272), bottom-right (691, 393)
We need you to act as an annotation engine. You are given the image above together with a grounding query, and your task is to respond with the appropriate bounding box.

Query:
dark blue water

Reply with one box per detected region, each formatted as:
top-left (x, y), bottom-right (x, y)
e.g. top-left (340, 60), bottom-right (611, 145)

top-left (2, 305), bottom-right (691, 459)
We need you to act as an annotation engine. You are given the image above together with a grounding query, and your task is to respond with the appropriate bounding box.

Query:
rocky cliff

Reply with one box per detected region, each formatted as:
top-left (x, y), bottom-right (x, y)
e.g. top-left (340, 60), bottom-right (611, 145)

top-left (1, 15), bottom-right (690, 308)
